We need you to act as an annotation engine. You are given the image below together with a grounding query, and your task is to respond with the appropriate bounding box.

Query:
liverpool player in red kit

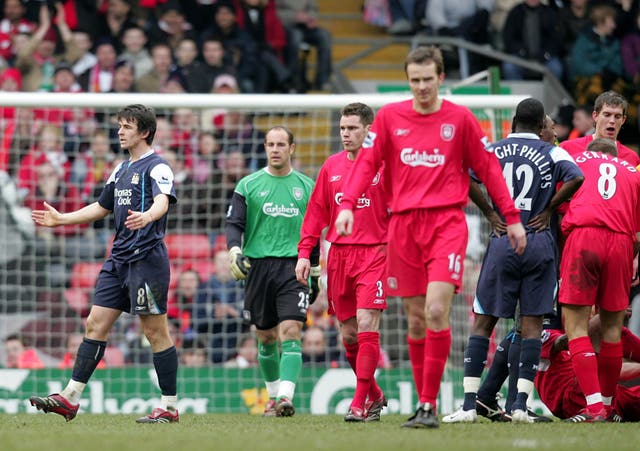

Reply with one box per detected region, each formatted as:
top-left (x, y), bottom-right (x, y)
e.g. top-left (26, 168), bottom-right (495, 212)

top-left (559, 138), bottom-right (640, 422)
top-left (296, 103), bottom-right (389, 422)
top-left (335, 46), bottom-right (527, 429)
top-left (560, 91), bottom-right (640, 167)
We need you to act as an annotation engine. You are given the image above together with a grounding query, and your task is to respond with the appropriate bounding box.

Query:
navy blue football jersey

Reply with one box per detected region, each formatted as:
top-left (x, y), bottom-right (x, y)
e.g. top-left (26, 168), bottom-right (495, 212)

top-left (98, 150), bottom-right (177, 262)
top-left (491, 133), bottom-right (582, 228)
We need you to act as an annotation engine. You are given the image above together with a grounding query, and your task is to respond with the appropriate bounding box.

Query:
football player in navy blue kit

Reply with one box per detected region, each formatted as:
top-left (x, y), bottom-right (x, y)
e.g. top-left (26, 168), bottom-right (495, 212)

top-left (443, 98), bottom-right (584, 424)
top-left (29, 104), bottom-right (180, 423)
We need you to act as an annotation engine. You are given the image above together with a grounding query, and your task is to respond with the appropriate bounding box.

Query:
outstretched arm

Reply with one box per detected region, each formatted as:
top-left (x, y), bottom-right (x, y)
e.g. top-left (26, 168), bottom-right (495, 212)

top-left (32, 201), bottom-right (110, 227)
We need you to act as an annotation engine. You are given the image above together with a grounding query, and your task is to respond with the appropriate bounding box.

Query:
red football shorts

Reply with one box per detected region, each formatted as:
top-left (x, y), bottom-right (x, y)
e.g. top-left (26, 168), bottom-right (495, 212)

top-left (386, 208), bottom-right (468, 297)
top-left (559, 227), bottom-right (633, 312)
top-left (326, 243), bottom-right (388, 322)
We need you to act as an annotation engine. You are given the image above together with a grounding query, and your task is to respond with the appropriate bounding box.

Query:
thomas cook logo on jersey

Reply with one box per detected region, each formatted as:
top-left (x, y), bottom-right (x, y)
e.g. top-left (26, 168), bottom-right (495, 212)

top-left (131, 173), bottom-right (140, 184)
top-left (293, 187), bottom-right (303, 200)
top-left (441, 124), bottom-right (455, 141)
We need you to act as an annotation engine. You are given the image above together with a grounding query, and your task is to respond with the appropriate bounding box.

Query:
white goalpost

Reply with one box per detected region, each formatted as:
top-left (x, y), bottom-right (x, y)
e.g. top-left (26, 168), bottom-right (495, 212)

top-left (0, 92), bottom-right (526, 415)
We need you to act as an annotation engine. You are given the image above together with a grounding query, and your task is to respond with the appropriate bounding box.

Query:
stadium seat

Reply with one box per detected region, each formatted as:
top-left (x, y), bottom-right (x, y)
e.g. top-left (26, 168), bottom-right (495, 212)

top-left (165, 234), bottom-right (212, 261)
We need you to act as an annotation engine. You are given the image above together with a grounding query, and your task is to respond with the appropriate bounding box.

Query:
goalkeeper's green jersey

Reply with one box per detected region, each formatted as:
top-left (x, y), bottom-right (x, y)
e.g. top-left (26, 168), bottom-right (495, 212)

top-left (235, 168), bottom-right (315, 258)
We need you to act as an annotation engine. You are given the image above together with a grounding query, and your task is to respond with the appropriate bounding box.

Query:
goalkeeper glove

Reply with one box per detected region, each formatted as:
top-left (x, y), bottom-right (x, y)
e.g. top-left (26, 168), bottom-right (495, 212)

top-left (308, 265), bottom-right (321, 304)
top-left (228, 246), bottom-right (251, 280)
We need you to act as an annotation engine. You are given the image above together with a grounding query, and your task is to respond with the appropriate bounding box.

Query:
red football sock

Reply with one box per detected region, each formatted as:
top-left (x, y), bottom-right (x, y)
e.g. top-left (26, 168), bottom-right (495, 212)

top-left (420, 328), bottom-right (452, 411)
top-left (569, 336), bottom-right (604, 412)
top-left (598, 340), bottom-right (623, 406)
top-left (621, 327), bottom-right (640, 362)
top-left (343, 340), bottom-right (358, 373)
top-left (407, 334), bottom-right (426, 399)
top-left (351, 332), bottom-right (380, 409)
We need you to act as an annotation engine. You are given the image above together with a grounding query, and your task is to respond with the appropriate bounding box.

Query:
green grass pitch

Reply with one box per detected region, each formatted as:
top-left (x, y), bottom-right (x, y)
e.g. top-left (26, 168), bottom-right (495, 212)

top-left (2, 414), bottom-right (639, 451)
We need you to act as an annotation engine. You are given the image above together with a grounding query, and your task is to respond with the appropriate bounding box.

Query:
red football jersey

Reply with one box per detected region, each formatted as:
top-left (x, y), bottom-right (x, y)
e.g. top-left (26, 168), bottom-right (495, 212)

top-left (561, 150), bottom-right (640, 238)
top-left (340, 99), bottom-right (520, 224)
top-left (561, 135), bottom-right (640, 167)
top-left (535, 329), bottom-right (576, 417)
top-left (298, 151), bottom-right (389, 259)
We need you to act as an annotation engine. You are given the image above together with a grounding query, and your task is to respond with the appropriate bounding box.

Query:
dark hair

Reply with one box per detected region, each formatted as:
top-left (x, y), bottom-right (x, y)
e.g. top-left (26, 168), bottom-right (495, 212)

top-left (594, 91), bottom-right (628, 116)
top-left (340, 102), bottom-right (374, 126)
top-left (116, 104), bottom-right (157, 145)
top-left (404, 46), bottom-right (445, 76)
top-left (265, 125), bottom-right (295, 145)
top-left (586, 138), bottom-right (618, 157)
top-left (512, 98), bottom-right (545, 133)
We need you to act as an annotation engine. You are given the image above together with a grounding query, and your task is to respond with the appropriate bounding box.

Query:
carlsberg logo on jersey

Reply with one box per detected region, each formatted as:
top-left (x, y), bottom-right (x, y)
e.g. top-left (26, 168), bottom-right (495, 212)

top-left (400, 148), bottom-right (445, 168)
top-left (262, 203), bottom-right (300, 218)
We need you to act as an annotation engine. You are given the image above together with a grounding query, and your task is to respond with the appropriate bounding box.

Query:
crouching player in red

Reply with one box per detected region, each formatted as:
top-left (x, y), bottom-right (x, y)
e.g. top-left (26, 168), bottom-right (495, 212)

top-left (296, 103), bottom-right (390, 422)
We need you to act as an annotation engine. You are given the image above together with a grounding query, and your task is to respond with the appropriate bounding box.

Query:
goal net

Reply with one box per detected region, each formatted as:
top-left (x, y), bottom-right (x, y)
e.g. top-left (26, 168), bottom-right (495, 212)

top-left (0, 92), bottom-right (528, 415)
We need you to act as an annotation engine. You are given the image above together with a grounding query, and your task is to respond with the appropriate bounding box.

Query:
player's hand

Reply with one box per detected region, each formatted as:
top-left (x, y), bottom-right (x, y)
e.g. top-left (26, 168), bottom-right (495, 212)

top-left (507, 222), bottom-right (527, 255)
top-left (295, 258), bottom-right (311, 284)
top-left (308, 265), bottom-right (322, 304)
top-left (486, 210), bottom-right (507, 237)
top-left (527, 209), bottom-right (551, 232)
top-left (335, 209), bottom-right (354, 236)
top-left (228, 246), bottom-right (251, 280)
top-left (31, 201), bottom-right (62, 227)
top-left (125, 209), bottom-right (152, 230)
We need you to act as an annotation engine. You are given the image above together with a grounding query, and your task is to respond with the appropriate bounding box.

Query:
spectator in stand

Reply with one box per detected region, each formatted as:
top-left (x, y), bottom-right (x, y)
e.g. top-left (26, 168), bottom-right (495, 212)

top-left (425, 0), bottom-right (494, 78)
top-left (501, 0), bottom-right (564, 81)
top-left (0, 0), bottom-right (35, 65)
top-left (71, 129), bottom-right (117, 201)
top-left (569, 4), bottom-right (628, 109)
top-left (119, 25), bottom-right (152, 81)
top-left (168, 268), bottom-right (201, 336)
top-left (52, 61), bottom-right (80, 93)
top-left (193, 249), bottom-right (247, 363)
top-left (388, 0), bottom-right (418, 35)
top-left (234, 0), bottom-right (292, 93)
top-left (161, 148), bottom-right (199, 232)
top-left (275, 0), bottom-right (333, 91)
top-left (180, 337), bottom-right (208, 367)
top-left (552, 104), bottom-right (575, 142)
top-left (95, 0), bottom-right (137, 53)
top-left (170, 107), bottom-right (198, 169)
top-left (558, 0), bottom-right (591, 58)
top-left (568, 105), bottom-right (595, 140)
top-left (0, 67), bottom-right (22, 120)
top-left (59, 331), bottom-right (106, 369)
top-left (3, 334), bottom-right (44, 369)
top-left (200, 1), bottom-right (259, 93)
top-left (174, 37), bottom-right (206, 93)
top-left (162, 67), bottom-right (189, 93)
top-left (192, 131), bottom-right (221, 185)
top-left (78, 38), bottom-right (117, 93)
top-left (198, 37), bottom-right (237, 92)
top-left (70, 29), bottom-right (97, 79)
top-left (146, 1), bottom-right (197, 52)
top-left (224, 333), bottom-right (259, 368)
top-left (135, 42), bottom-right (174, 93)
top-left (109, 58), bottom-right (136, 93)
top-left (24, 159), bottom-right (87, 238)
top-left (151, 116), bottom-right (174, 154)
top-left (302, 325), bottom-right (329, 365)
top-left (622, 9), bottom-right (640, 87)
top-left (15, 3), bottom-right (81, 92)
top-left (17, 124), bottom-right (71, 196)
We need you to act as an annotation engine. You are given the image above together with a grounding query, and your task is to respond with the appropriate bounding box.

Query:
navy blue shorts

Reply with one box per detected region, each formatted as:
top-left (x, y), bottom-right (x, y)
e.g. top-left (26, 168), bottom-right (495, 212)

top-left (243, 257), bottom-right (308, 330)
top-left (93, 244), bottom-right (170, 315)
top-left (473, 231), bottom-right (557, 318)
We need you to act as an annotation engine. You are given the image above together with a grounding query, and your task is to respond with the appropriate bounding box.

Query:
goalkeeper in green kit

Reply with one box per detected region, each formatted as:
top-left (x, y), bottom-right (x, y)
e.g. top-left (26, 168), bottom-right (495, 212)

top-left (226, 126), bottom-right (319, 417)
